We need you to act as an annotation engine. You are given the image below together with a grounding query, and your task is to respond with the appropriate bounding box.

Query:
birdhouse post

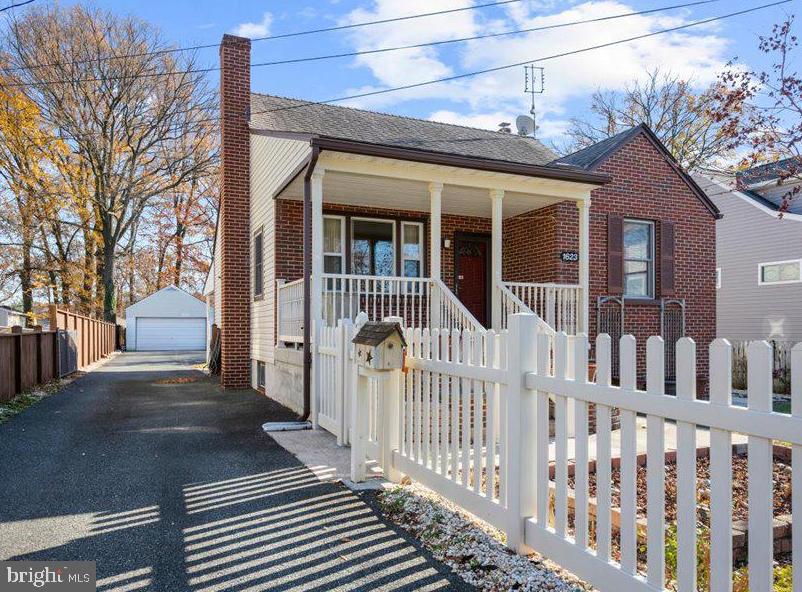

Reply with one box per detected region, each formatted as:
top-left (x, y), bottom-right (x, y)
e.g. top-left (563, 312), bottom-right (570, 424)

top-left (349, 317), bottom-right (406, 483)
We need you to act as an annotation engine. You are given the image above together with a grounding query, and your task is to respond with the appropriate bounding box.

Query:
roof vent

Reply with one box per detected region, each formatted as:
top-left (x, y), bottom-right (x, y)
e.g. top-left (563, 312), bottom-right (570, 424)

top-left (498, 122), bottom-right (512, 134)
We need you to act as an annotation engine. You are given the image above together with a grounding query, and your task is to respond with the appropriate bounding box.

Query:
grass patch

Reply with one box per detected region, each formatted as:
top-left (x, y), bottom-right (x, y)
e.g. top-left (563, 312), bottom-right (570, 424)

top-left (0, 380), bottom-right (63, 424)
top-left (774, 399), bottom-right (792, 414)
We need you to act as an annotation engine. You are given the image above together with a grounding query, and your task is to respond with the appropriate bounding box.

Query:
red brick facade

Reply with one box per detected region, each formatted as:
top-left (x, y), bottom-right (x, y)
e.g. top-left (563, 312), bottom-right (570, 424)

top-left (500, 133), bottom-right (717, 382)
top-left (586, 133), bottom-right (717, 382)
top-left (218, 35), bottom-right (252, 389)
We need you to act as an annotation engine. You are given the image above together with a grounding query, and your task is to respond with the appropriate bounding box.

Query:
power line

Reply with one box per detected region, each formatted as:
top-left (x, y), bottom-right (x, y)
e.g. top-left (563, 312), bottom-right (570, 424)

top-left (1, 0), bottom-right (523, 75)
top-left (0, 0), bottom-right (728, 89)
top-left (251, 0), bottom-right (523, 41)
top-left (255, 0), bottom-right (722, 67)
top-left (11, 0), bottom-right (789, 133)
top-left (0, 0), bottom-right (34, 13)
top-left (247, 0), bottom-right (792, 118)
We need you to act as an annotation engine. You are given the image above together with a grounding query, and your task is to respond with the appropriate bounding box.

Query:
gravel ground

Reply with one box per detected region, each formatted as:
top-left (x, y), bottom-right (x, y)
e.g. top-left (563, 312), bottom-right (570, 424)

top-left (378, 481), bottom-right (593, 592)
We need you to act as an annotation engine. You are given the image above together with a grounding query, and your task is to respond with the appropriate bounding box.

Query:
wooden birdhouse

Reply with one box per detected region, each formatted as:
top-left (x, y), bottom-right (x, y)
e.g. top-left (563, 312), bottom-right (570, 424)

top-left (352, 321), bottom-right (406, 371)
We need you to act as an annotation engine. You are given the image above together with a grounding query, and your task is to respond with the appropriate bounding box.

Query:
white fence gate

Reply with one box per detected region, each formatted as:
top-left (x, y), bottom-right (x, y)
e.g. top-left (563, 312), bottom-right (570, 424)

top-left (341, 313), bottom-right (802, 592)
top-left (315, 319), bottom-right (354, 445)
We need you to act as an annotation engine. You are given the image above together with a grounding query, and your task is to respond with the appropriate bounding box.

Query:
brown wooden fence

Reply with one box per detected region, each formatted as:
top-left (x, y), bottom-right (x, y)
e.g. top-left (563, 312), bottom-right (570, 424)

top-left (49, 305), bottom-right (116, 369)
top-left (0, 327), bottom-right (59, 403)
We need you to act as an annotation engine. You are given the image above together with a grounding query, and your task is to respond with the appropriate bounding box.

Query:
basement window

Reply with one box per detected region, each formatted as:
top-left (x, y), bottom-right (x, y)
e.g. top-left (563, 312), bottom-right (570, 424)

top-left (256, 361), bottom-right (265, 389)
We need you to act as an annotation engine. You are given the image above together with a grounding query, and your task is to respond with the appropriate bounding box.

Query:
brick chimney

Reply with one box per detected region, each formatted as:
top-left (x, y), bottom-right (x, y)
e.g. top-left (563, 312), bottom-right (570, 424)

top-left (219, 34), bottom-right (251, 389)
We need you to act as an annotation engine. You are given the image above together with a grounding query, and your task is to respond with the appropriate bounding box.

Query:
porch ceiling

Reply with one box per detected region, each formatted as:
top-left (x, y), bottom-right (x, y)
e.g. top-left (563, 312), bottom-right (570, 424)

top-left (277, 170), bottom-right (570, 219)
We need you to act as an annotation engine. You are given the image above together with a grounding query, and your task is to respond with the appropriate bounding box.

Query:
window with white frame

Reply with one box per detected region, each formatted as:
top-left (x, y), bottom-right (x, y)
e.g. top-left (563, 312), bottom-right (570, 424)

top-left (401, 222), bottom-right (424, 278)
top-left (623, 219), bottom-right (655, 298)
top-left (758, 259), bottom-right (801, 285)
top-left (352, 218), bottom-right (395, 276)
top-left (253, 228), bottom-right (264, 298)
top-left (716, 268), bottom-right (721, 289)
top-left (323, 216), bottom-right (345, 273)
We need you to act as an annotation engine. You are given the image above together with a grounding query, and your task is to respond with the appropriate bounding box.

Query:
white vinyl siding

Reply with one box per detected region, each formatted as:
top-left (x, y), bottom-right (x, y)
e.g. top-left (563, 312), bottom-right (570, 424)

top-left (251, 135), bottom-right (311, 368)
top-left (697, 173), bottom-right (802, 342)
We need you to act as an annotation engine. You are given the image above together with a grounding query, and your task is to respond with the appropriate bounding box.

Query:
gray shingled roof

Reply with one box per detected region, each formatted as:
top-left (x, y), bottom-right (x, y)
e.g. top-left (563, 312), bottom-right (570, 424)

top-left (250, 94), bottom-right (557, 165)
top-left (736, 158), bottom-right (802, 215)
top-left (550, 126), bottom-right (643, 170)
top-left (737, 157), bottom-right (802, 186)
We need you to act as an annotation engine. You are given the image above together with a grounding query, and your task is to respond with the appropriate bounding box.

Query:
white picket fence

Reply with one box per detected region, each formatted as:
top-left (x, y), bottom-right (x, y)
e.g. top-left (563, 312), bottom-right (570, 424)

top-left (397, 327), bottom-right (510, 527)
top-left (338, 313), bottom-right (802, 592)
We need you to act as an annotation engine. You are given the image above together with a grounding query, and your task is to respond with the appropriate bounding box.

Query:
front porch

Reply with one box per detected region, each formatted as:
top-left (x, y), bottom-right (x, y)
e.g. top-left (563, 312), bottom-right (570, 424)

top-left (275, 148), bottom-right (598, 342)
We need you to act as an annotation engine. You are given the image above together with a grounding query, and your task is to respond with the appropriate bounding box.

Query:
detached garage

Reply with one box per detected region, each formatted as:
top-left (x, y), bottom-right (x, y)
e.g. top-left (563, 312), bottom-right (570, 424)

top-left (125, 286), bottom-right (207, 351)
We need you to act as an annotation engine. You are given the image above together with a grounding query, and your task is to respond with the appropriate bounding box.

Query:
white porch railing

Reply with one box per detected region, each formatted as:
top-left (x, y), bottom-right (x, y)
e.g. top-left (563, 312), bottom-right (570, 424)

top-left (503, 281), bottom-right (581, 334)
top-left (277, 278), bottom-right (304, 344)
top-left (322, 273), bottom-right (484, 333)
top-left (498, 282), bottom-right (555, 335)
top-left (343, 313), bottom-right (802, 592)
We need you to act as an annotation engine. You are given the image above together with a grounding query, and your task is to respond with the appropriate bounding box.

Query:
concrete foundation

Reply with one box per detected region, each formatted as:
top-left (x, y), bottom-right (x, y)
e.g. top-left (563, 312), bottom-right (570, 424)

top-left (265, 347), bottom-right (304, 414)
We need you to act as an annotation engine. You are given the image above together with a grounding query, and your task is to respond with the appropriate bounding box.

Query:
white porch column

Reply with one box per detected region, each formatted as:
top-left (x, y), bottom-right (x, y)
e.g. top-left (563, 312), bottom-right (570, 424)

top-left (490, 189), bottom-right (504, 330)
top-left (310, 169), bottom-right (325, 428)
top-left (577, 198), bottom-right (591, 334)
top-left (429, 182), bottom-right (443, 328)
top-left (311, 169), bottom-right (325, 326)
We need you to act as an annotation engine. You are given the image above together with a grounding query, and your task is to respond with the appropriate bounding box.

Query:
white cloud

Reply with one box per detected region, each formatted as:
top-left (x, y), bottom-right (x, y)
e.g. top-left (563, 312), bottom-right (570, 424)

top-left (233, 12), bottom-right (273, 38)
top-left (337, 0), bottom-right (733, 139)
top-left (428, 109), bottom-right (511, 131)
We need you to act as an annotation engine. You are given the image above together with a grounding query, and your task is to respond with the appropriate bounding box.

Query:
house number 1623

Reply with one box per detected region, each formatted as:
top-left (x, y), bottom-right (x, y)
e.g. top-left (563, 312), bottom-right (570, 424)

top-left (560, 251), bottom-right (579, 262)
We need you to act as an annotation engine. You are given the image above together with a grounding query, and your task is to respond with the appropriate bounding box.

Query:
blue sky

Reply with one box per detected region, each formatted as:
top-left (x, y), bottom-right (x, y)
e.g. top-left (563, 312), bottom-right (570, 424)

top-left (54, 0), bottom-right (795, 141)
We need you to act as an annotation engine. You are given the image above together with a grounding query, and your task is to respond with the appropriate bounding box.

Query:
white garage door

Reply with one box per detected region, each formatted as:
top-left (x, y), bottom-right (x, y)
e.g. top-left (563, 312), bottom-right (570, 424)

top-left (136, 317), bottom-right (206, 351)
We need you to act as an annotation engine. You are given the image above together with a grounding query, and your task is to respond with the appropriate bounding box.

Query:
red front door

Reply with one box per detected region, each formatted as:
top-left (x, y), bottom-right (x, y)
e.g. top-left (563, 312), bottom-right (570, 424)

top-left (455, 236), bottom-right (489, 327)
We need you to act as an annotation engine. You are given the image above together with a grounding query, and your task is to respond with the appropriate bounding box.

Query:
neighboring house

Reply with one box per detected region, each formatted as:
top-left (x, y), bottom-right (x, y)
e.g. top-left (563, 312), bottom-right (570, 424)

top-left (696, 161), bottom-right (802, 343)
top-left (125, 286), bottom-right (207, 351)
top-left (0, 305), bottom-right (26, 328)
top-left (210, 35), bottom-right (718, 410)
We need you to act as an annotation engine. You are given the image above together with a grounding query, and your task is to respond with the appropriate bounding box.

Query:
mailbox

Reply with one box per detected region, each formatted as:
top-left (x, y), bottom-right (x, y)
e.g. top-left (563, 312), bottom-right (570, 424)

top-left (352, 321), bottom-right (406, 371)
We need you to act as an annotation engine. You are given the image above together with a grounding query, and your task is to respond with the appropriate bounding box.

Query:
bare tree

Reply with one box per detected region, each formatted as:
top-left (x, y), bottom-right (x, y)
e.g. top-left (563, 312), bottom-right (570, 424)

top-left (563, 68), bottom-right (731, 171)
top-left (712, 17), bottom-right (802, 213)
top-left (3, 4), bottom-right (217, 320)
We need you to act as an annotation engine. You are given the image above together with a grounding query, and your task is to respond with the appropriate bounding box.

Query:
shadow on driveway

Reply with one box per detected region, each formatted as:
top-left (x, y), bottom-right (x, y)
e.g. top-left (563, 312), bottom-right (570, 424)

top-left (0, 352), bottom-right (472, 591)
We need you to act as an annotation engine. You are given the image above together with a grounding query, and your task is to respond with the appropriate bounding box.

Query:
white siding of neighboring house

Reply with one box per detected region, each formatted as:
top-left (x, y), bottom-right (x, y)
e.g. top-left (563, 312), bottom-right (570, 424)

top-left (250, 134), bottom-right (310, 389)
top-left (698, 175), bottom-right (802, 342)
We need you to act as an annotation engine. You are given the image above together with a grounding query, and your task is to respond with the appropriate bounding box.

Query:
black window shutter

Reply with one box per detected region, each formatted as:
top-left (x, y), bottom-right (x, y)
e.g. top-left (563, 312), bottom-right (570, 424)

top-left (661, 221), bottom-right (676, 296)
top-left (607, 215), bottom-right (623, 294)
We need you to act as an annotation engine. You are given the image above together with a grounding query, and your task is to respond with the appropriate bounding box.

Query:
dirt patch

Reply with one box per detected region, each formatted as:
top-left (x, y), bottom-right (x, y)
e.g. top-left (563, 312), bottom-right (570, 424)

top-left (567, 453), bottom-right (792, 522)
top-left (154, 376), bottom-right (199, 385)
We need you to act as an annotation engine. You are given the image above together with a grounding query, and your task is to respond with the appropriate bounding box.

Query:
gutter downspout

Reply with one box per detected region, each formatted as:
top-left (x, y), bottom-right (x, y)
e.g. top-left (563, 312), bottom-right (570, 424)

top-left (300, 146), bottom-right (320, 422)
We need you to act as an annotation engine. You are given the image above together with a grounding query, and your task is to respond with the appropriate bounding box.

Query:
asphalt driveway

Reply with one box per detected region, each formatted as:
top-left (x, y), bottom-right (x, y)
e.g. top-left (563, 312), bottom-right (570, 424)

top-left (0, 351), bottom-right (472, 591)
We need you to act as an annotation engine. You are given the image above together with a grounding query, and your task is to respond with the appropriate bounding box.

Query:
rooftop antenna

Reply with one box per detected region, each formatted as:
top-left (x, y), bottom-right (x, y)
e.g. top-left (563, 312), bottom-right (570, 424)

top-left (523, 65), bottom-right (545, 138)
